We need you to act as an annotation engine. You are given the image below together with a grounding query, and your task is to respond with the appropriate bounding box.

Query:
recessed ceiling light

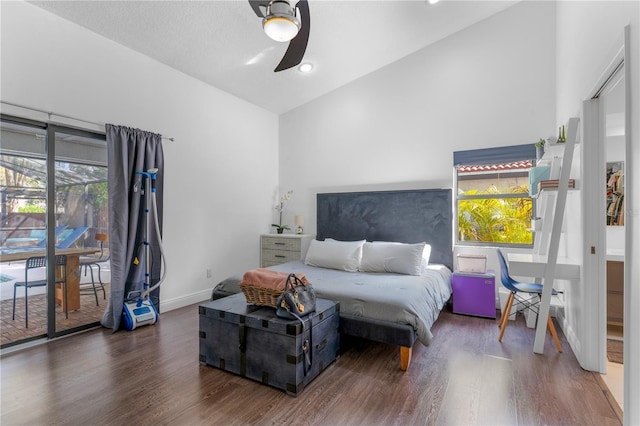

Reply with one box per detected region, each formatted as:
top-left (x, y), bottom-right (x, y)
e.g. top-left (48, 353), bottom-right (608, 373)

top-left (428, 0), bottom-right (441, 4)
top-left (298, 63), bottom-right (313, 73)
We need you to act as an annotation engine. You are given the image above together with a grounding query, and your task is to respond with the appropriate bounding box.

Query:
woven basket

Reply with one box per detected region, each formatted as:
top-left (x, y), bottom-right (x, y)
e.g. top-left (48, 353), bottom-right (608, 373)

top-left (240, 283), bottom-right (282, 308)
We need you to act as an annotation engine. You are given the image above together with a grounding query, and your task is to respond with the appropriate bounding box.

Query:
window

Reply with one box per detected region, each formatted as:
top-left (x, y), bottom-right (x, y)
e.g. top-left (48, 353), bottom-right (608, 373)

top-left (454, 145), bottom-right (536, 247)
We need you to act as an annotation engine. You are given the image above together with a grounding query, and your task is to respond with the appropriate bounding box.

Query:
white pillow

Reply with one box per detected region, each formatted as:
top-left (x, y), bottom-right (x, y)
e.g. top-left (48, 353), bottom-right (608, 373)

top-left (360, 242), bottom-right (426, 275)
top-left (371, 241), bottom-right (432, 270)
top-left (421, 244), bottom-right (432, 267)
top-left (304, 239), bottom-right (365, 272)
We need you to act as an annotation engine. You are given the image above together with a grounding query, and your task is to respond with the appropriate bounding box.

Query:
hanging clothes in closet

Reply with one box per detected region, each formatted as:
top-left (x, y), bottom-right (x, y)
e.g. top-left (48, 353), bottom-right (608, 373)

top-left (606, 169), bottom-right (624, 225)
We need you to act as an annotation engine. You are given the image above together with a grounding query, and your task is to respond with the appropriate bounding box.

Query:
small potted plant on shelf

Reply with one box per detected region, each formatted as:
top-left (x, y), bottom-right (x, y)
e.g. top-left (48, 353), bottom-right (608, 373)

top-left (535, 138), bottom-right (545, 160)
top-left (272, 190), bottom-right (293, 234)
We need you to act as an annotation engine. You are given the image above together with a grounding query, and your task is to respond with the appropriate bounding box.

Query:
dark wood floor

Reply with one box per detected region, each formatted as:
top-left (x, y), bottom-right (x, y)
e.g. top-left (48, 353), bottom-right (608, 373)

top-left (0, 302), bottom-right (621, 426)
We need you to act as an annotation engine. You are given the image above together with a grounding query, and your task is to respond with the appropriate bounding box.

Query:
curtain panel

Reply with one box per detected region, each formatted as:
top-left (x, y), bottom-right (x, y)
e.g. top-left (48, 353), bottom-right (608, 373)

top-left (101, 125), bottom-right (164, 330)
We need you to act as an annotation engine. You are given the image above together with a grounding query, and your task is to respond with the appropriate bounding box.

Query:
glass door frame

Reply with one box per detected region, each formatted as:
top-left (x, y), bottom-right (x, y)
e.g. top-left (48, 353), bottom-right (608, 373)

top-left (1, 114), bottom-right (106, 343)
top-left (46, 124), bottom-right (107, 338)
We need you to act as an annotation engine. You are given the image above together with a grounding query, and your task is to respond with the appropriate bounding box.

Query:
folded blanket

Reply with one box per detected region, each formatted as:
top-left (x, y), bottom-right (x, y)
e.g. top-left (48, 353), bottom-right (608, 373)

top-left (240, 268), bottom-right (309, 291)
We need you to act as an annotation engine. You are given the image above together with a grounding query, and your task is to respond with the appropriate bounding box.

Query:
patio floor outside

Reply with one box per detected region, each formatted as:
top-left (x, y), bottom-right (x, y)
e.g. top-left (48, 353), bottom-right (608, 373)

top-left (0, 261), bottom-right (110, 347)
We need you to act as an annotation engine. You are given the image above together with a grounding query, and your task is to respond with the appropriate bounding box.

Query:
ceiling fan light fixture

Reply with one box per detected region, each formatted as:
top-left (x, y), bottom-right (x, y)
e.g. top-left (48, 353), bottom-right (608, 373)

top-left (298, 63), bottom-right (313, 73)
top-left (263, 0), bottom-right (301, 42)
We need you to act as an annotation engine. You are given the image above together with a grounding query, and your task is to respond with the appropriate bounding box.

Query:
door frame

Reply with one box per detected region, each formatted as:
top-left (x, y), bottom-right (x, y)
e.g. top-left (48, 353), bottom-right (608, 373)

top-left (581, 97), bottom-right (607, 373)
top-left (581, 26), bottom-right (630, 376)
top-left (45, 124), bottom-right (107, 339)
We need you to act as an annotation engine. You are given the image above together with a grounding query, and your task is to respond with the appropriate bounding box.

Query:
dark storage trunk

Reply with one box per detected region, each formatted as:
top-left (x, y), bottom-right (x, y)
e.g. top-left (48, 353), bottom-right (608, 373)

top-left (199, 292), bottom-right (339, 396)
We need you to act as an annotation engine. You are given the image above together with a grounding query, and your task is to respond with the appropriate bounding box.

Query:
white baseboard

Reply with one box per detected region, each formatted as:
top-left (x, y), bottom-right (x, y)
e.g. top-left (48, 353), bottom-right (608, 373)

top-left (557, 311), bottom-right (585, 369)
top-left (159, 289), bottom-right (212, 313)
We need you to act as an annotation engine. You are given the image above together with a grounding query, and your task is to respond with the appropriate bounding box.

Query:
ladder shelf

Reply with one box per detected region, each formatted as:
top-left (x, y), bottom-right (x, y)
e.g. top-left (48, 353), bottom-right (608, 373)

top-left (532, 117), bottom-right (580, 354)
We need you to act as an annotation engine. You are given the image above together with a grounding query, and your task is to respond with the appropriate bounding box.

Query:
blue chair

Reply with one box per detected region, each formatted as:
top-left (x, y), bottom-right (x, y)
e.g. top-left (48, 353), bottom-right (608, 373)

top-left (12, 255), bottom-right (68, 328)
top-left (36, 225), bottom-right (68, 247)
top-left (496, 249), bottom-right (562, 352)
top-left (9, 225), bottom-right (69, 249)
top-left (55, 226), bottom-right (89, 248)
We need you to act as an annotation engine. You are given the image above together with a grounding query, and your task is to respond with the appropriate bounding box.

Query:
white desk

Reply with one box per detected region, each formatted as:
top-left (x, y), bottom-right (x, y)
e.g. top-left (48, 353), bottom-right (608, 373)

top-left (506, 253), bottom-right (581, 354)
top-left (506, 253), bottom-right (580, 280)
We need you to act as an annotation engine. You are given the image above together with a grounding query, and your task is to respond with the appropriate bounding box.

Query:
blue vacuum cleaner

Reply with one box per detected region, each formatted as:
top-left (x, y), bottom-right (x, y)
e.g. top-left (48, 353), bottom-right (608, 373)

top-left (123, 168), bottom-right (166, 331)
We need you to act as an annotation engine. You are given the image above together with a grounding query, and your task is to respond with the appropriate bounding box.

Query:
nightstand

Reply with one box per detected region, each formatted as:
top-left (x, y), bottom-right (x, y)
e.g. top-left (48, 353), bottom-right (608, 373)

top-left (260, 234), bottom-right (314, 267)
top-left (452, 270), bottom-right (496, 318)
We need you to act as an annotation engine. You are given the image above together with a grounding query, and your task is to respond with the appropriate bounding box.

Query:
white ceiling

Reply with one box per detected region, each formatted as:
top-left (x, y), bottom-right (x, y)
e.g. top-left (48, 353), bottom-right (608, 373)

top-left (29, 0), bottom-right (518, 114)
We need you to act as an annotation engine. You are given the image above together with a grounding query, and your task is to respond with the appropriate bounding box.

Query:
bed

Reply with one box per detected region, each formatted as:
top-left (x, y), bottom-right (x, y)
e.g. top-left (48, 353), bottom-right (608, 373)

top-left (212, 188), bottom-right (453, 370)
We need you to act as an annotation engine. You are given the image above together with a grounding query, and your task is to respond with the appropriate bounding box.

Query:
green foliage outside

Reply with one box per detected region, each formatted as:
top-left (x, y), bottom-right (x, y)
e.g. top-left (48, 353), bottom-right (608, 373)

top-left (17, 204), bottom-right (46, 213)
top-left (458, 184), bottom-right (533, 245)
top-left (88, 182), bottom-right (108, 208)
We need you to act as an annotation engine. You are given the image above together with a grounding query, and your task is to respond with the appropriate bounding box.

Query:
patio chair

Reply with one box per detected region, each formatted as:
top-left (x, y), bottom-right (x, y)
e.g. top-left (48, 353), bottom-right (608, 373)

top-left (12, 255), bottom-right (68, 328)
top-left (4, 225), bottom-right (68, 249)
top-left (79, 233), bottom-right (109, 305)
top-left (55, 226), bottom-right (89, 248)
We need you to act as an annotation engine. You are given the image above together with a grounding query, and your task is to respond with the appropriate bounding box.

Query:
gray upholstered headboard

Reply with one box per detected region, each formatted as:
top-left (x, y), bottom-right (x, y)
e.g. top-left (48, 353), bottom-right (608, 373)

top-left (316, 189), bottom-right (453, 270)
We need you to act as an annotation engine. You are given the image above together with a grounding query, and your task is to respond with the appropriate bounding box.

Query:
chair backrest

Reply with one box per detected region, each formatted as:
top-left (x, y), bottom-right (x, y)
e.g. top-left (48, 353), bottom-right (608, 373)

top-left (23, 256), bottom-right (46, 284)
top-left (496, 249), bottom-right (519, 293)
top-left (25, 256), bottom-right (47, 270)
top-left (56, 227), bottom-right (89, 248)
top-left (35, 225), bottom-right (68, 248)
top-left (92, 232), bottom-right (109, 260)
top-left (29, 229), bottom-right (46, 239)
top-left (24, 255), bottom-right (67, 281)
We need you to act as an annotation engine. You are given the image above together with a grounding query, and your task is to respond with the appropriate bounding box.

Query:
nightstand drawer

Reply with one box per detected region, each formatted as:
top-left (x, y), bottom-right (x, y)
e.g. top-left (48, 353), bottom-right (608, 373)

top-left (261, 249), bottom-right (301, 267)
top-left (261, 236), bottom-right (301, 252)
top-left (260, 234), bottom-right (314, 268)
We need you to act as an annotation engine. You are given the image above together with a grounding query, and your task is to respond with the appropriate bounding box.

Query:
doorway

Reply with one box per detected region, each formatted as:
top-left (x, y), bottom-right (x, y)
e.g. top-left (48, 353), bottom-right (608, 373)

top-left (0, 116), bottom-right (109, 348)
top-left (596, 62), bottom-right (626, 410)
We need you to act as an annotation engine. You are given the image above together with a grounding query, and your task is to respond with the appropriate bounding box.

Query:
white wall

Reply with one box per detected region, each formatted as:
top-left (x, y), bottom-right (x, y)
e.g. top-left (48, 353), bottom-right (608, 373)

top-left (0, 1), bottom-right (280, 310)
top-left (556, 1), bottom-right (639, 423)
top-left (280, 1), bottom-right (556, 267)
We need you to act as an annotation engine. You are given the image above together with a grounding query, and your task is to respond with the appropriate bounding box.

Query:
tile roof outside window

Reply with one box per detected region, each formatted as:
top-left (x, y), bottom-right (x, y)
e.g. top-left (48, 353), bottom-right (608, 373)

top-left (457, 160), bottom-right (533, 173)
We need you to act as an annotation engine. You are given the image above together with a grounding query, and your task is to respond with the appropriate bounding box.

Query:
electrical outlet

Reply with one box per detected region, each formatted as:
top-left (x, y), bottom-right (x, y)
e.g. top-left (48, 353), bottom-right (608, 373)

top-left (206, 268), bottom-right (212, 278)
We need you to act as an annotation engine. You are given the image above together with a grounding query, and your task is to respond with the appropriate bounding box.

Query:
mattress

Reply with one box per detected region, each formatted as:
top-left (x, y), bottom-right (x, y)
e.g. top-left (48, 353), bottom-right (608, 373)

top-left (214, 260), bottom-right (452, 346)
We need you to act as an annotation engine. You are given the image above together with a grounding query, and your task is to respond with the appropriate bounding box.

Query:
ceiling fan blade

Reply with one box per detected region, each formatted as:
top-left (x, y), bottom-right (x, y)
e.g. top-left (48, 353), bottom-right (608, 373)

top-left (274, 0), bottom-right (310, 72)
top-left (248, 0), bottom-right (268, 18)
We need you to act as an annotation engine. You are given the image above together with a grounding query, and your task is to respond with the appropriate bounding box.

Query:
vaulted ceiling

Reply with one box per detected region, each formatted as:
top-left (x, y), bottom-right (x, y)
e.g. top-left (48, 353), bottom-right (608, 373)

top-left (29, 1), bottom-right (518, 114)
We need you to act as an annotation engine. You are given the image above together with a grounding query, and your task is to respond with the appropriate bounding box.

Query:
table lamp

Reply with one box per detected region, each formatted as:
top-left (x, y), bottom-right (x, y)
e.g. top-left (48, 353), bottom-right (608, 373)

top-left (294, 215), bottom-right (304, 234)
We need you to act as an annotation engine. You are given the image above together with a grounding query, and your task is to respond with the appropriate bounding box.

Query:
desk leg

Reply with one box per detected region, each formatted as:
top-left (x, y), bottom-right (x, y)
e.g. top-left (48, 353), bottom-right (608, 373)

top-left (533, 277), bottom-right (554, 354)
top-left (55, 255), bottom-right (81, 312)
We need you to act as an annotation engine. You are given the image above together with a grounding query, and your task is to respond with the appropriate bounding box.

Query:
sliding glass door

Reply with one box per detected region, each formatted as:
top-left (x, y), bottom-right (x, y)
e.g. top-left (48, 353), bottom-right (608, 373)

top-left (0, 116), bottom-right (107, 347)
top-left (50, 125), bottom-right (108, 336)
top-left (0, 119), bottom-right (48, 345)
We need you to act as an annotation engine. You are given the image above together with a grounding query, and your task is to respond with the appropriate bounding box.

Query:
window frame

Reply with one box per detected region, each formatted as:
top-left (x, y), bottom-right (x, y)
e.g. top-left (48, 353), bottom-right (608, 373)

top-left (453, 145), bottom-right (536, 248)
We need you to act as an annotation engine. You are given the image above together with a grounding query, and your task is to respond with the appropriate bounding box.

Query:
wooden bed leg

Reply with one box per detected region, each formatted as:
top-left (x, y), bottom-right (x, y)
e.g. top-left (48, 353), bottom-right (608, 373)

top-left (400, 346), bottom-right (412, 371)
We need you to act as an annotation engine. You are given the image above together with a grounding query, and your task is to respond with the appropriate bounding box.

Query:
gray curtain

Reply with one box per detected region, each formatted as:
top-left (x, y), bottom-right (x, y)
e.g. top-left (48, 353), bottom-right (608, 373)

top-left (101, 125), bottom-right (164, 330)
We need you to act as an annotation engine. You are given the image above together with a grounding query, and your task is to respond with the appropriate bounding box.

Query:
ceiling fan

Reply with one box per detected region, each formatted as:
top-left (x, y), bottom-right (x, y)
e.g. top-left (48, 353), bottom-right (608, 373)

top-left (248, 0), bottom-right (310, 72)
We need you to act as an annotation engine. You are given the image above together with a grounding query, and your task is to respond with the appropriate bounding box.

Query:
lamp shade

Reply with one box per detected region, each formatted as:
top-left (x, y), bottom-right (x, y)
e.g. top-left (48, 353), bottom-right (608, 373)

top-left (294, 215), bottom-right (304, 226)
top-left (263, 0), bottom-right (300, 42)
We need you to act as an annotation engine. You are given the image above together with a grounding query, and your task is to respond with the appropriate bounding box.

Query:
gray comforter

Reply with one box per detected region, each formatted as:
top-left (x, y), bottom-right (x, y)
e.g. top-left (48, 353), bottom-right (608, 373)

top-left (214, 261), bottom-right (452, 345)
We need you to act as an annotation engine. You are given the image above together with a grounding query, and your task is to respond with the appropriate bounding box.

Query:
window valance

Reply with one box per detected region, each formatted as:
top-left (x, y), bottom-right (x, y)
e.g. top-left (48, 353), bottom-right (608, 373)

top-left (453, 144), bottom-right (536, 167)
